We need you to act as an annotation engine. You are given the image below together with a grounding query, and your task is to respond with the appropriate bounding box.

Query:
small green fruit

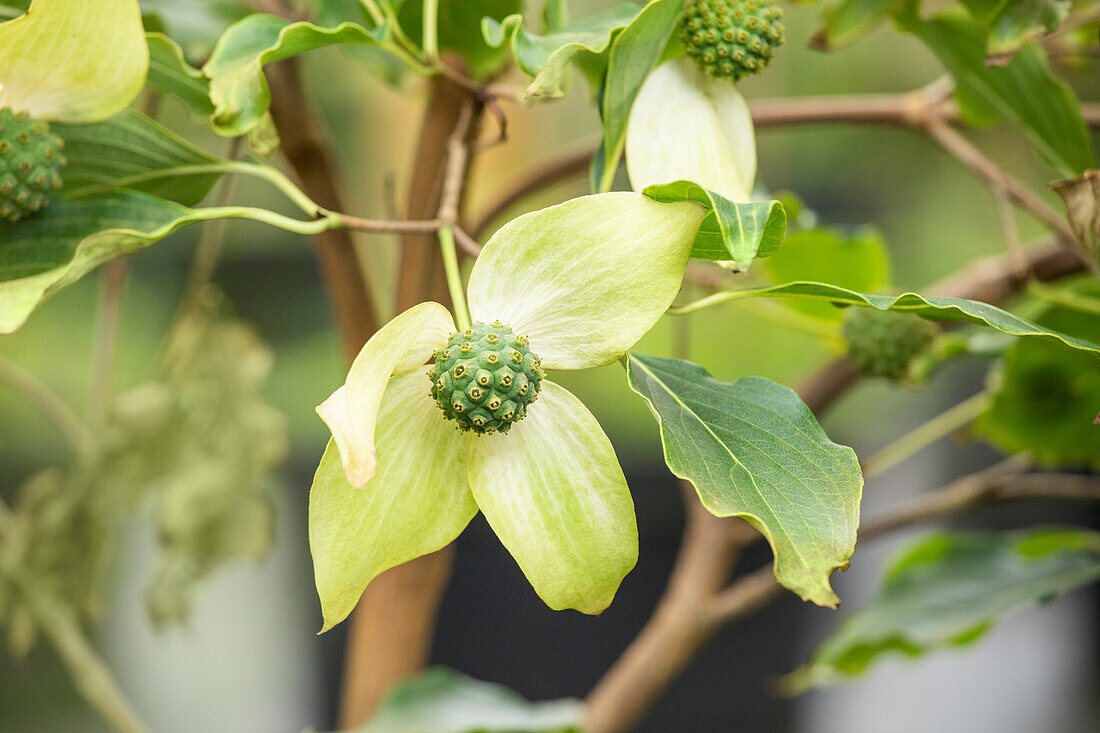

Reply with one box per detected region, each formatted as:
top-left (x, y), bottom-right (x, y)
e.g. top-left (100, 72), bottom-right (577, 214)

top-left (429, 321), bottom-right (544, 435)
top-left (679, 0), bottom-right (785, 82)
top-left (0, 107), bottom-right (66, 224)
top-left (842, 308), bottom-right (939, 381)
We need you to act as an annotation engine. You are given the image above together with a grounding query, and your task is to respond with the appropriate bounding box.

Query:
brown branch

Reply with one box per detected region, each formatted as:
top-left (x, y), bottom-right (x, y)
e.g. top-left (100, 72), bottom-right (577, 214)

top-left (583, 240), bottom-right (1088, 733)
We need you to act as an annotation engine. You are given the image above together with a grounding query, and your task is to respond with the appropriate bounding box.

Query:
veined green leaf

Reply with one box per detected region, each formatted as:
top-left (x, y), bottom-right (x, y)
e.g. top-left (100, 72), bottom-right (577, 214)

top-left (762, 227), bottom-right (892, 322)
top-left (0, 191), bottom-right (314, 334)
top-left (146, 32), bottom-right (216, 119)
top-left (625, 353), bottom-right (863, 608)
top-left (787, 528), bottom-right (1100, 691)
top-left (352, 667), bottom-right (581, 733)
top-left (901, 8), bottom-right (1094, 176)
top-left (705, 281), bottom-right (1100, 354)
top-left (54, 109), bottom-right (220, 205)
top-left (482, 4), bottom-right (641, 99)
top-left (644, 181), bottom-right (786, 270)
top-left (811, 0), bottom-right (910, 51)
top-left (596, 0), bottom-right (683, 193)
top-left (203, 14), bottom-right (388, 136)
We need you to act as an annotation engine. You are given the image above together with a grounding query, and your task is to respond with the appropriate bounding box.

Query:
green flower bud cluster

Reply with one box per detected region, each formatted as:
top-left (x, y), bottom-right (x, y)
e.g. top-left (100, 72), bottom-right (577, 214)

top-left (429, 321), bottom-right (544, 435)
top-left (679, 0), bottom-right (784, 82)
top-left (842, 308), bottom-right (939, 381)
top-left (0, 108), bottom-right (65, 224)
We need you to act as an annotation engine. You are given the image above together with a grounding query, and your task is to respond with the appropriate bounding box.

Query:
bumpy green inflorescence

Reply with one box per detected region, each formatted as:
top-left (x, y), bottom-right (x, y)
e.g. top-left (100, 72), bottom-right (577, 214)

top-left (842, 308), bottom-right (939, 380)
top-left (429, 321), bottom-right (544, 435)
top-left (0, 108), bottom-right (66, 224)
top-left (679, 0), bottom-right (785, 83)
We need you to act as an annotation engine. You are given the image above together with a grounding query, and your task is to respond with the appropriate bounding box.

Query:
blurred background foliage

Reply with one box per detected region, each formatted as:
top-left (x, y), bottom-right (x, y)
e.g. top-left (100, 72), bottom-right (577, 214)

top-left (0, 0), bottom-right (1098, 731)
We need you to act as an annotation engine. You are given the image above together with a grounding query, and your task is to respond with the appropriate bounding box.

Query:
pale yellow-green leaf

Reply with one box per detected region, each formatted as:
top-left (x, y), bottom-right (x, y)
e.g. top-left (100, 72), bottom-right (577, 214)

top-left (468, 381), bottom-right (637, 614)
top-left (0, 0), bottom-right (148, 122)
top-left (626, 57), bottom-right (756, 202)
top-left (466, 193), bottom-right (704, 370)
top-left (317, 302), bottom-right (455, 489)
top-left (309, 370), bottom-right (477, 632)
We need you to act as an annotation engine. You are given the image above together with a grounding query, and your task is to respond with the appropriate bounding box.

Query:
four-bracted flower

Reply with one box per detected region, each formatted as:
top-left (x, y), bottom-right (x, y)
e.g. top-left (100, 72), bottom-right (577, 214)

top-left (309, 192), bottom-right (705, 630)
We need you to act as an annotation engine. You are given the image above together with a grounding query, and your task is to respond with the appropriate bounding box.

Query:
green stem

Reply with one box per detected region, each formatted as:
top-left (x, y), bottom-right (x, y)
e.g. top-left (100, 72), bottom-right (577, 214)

top-left (359, 0), bottom-right (385, 25)
top-left (439, 226), bottom-right (471, 330)
top-left (7, 571), bottom-right (149, 733)
top-left (194, 206), bottom-right (338, 236)
top-left (1028, 281), bottom-right (1100, 318)
top-left (667, 289), bottom-right (758, 315)
top-left (0, 352), bottom-right (94, 459)
top-left (862, 391), bottom-right (992, 480)
top-left (65, 161), bottom-right (322, 218)
top-left (423, 0), bottom-right (440, 62)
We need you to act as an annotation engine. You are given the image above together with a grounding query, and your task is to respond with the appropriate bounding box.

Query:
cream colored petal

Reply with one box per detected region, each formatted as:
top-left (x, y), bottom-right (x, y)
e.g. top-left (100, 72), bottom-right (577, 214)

top-left (466, 192), bottom-right (704, 370)
top-left (626, 57), bottom-right (757, 202)
top-left (468, 381), bottom-right (638, 614)
top-left (0, 0), bottom-right (148, 122)
top-left (317, 302), bottom-right (455, 488)
top-left (310, 369), bottom-right (477, 632)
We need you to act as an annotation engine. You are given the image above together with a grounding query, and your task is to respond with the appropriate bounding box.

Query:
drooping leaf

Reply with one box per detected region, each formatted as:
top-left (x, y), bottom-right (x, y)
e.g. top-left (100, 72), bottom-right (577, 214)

top-left (0, 191), bottom-right (239, 334)
top-left (203, 14), bottom-right (389, 136)
top-left (715, 281), bottom-right (1100, 354)
top-left (397, 0), bottom-right (522, 79)
top-left (901, 7), bottom-right (1094, 176)
top-left (644, 181), bottom-right (786, 270)
top-left (595, 0), bottom-right (684, 193)
top-left (762, 227), bottom-right (892, 322)
top-left (811, 0), bottom-right (910, 50)
top-left (625, 353), bottom-right (863, 607)
top-left (349, 667), bottom-right (581, 733)
top-left (146, 32), bottom-right (216, 118)
top-left (482, 4), bottom-right (641, 99)
top-left (960, 0), bottom-right (1069, 55)
top-left (140, 0), bottom-right (248, 61)
top-left (786, 528), bottom-right (1100, 691)
top-left (977, 279), bottom-right (1100, 469)
top-left (53, 109), bottom-right (220, 205)
top-left (0, 0), bottom-right (148, 123)
top-left (626, 57), bottom-right (757, 203)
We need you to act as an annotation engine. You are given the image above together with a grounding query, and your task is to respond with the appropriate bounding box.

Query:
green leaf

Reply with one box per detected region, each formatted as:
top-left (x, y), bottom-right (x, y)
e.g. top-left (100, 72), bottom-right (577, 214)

top-left (595, 0), bottom-right (683, 193)
top-left (643, 181), bottom-right (786, 270)
top-left (787, 528), bottom-right (1100, 691)
top-left (0, 0), bottom-right (148, 123)
top-left (310, 371), bottom-right (477, 632)
top-left (397, 0), bottom-right (522, 79)
top-left (901, 8), bottom-right (1094, 176)
top-left (762, 227), bottom-right (892, 322)
top-left (203, 14), bottom-right (387, 136)
top-left (351, 667), bottom-right (581, 733)
top-left (714, 281), bottom-right (1100, 354)
top-left (0, 191), bottom-right (248, 334)
top-left (625, 353), bottom-right (863, 607)
top-left (811, 0), bottom-right (910, 51)
top-left (482, 4), bottom-right (642, 99)
top-left (146, 32), bottom-right (216, 118)
top-left (140, 0), bottom-right (248, 61)
top-left (468, 381), bottom-right (638, 615)
top-left (976, 279), bottom-right (1100, 469)
top-left (53, 109), bottom-right (220, 205)
top-left (960, 0), bottom-right (1069, 55)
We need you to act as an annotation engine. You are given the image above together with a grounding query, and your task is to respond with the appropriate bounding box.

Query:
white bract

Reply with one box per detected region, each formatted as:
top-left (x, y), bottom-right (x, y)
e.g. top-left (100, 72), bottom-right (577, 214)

top-left (310, 192), bottom-right (705, 630)
top-left (625, 56), bottom-right (757, 202)
top-left (0, 0), bottom-right (148, 122)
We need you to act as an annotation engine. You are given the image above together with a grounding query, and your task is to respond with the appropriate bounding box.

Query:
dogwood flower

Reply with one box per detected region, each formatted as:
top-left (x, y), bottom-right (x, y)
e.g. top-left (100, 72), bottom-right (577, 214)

top-left (309, 192), bottom-right (705, 631)
top-left (0, 0), bottom-right (148, 123)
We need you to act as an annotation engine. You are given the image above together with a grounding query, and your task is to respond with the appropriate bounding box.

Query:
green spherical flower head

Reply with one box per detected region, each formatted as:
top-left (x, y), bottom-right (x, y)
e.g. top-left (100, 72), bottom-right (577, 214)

top-left (0, 108), bottom-right (66, 224)
top-left (429, 321), bottom-right (544, 435)
top-left (842, 308), bottom-right (939, 380)
top-left (679, 0), bottom-right (785, 82)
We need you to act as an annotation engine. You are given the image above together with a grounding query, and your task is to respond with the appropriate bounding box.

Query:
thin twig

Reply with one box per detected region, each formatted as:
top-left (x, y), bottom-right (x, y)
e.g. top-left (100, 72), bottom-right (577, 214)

top-left (0, 353), bottom-right (94, 459)
top-left (86, 260), bottom-right (128, 432)
top-left (335, 215), bottom-right (445, 233)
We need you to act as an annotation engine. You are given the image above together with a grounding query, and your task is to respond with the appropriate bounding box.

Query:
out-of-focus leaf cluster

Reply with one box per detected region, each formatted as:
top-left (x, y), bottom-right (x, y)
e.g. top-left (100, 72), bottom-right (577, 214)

top-left (0, 289), bottom-right (287, 652)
